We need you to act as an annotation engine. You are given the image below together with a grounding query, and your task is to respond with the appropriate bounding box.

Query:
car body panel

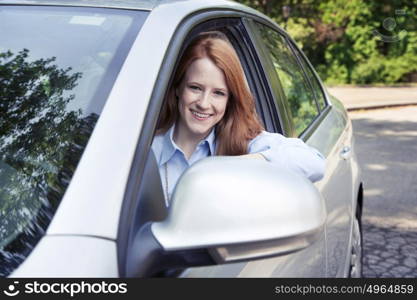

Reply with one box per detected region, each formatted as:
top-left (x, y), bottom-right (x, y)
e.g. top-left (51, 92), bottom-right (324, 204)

top-left (0, 0), bottom-right (157, 10)
top-left (309, 95), bottom-right (355, 277)
top-left (326, 96), bottom-right (364, 277)
top-left (11, 236), bottom-right (118, 277)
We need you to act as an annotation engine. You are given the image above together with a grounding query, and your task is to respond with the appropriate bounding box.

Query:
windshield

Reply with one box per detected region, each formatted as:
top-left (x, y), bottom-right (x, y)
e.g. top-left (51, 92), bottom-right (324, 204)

top-left (0, 5), bottom-right (147, 276)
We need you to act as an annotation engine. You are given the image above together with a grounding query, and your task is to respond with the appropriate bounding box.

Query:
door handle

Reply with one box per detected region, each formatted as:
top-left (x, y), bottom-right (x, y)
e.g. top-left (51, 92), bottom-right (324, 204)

top-left (340, 146), bottom-right (352, 160)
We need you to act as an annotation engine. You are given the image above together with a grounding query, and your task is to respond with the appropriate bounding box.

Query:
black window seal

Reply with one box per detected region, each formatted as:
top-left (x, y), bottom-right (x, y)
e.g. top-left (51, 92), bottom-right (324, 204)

top-left (235, 20), bottom-right (278, 132)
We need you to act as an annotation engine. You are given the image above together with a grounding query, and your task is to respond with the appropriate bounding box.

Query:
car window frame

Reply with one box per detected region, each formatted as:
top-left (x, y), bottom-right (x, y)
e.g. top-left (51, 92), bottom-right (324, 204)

top-left (284, 38), bottom-right (323, 115)
top-left (242, 17), bottom-right (294, 136)
top-left (286, 37), bottom-right (330, 111)
top-left (284, 35), bottom-right (333, 140)
top-left (117, 9), bottom-right (285, 278)
top-left (228, 22), bottom-right (276, 132)
top-left (246, 19), bottom-right (325, 138)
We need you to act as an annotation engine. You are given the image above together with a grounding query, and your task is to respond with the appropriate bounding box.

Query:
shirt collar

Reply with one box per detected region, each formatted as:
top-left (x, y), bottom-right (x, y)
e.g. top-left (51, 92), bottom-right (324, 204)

top-left (159, 126), bottom-right (177, 166)
top-left (159, 124), bottom-right (216, 166)
top-left (200, 127), bottom-right (216, 156)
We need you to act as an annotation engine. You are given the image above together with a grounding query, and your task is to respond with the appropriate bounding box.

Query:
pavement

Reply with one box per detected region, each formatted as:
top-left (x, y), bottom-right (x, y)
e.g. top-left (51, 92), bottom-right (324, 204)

top-left (363, 223), bottom-right (417, 278)
top-left (327, 86), bottom-right (417, 111)
top-left (350, 106), bottom-right (417, 277)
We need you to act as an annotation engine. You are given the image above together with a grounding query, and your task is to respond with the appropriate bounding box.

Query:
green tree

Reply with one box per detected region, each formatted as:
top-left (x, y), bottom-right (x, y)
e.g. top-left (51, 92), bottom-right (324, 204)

top-left (237, 0), bottom-right (417, 84)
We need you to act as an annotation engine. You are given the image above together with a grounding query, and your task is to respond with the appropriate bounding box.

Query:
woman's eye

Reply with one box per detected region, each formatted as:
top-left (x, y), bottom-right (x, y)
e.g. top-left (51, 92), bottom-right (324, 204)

top-left (189, 85), bottom-right (201, 91)
top-left (214, 91), bottom-right (226, 96)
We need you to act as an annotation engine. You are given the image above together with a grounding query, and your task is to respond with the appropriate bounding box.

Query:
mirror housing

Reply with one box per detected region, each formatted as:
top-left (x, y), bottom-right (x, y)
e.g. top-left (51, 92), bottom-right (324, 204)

top-left (129, 156), bottom-right (326, 277)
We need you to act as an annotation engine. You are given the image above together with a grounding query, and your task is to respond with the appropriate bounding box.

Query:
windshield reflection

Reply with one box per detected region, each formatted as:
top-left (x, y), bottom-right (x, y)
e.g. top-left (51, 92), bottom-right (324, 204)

top-left (0, 5), bottom-right (147, 277)
top-left (0, 49), bottom-right (98, 275)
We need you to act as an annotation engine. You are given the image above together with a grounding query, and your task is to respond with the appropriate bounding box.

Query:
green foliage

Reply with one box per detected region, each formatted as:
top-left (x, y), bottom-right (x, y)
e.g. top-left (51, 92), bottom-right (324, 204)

top-left (237, 0), bottom-right (417, 84)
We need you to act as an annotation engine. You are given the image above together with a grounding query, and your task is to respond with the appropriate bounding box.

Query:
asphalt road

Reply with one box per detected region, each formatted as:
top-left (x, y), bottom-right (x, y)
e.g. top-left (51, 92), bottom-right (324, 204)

top-left (328, 86), bottom-right (417, 110)
top-left (349, 105), bottom-right (417, 278)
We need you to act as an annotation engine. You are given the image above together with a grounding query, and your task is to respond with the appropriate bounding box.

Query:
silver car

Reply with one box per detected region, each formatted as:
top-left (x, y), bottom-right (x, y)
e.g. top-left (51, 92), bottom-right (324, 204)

top-left (0, 0), bottom-right (363, 277)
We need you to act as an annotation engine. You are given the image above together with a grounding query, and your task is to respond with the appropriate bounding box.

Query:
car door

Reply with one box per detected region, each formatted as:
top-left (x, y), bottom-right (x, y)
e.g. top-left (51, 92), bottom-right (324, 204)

top-left (237, 18), bottom-right (328, 277)
top-left (248, 19), bottom-right (355, 277)
top-left (118, 9), bottom-right (328, 277)
top-left (289, 39), bottom-right (356, 276)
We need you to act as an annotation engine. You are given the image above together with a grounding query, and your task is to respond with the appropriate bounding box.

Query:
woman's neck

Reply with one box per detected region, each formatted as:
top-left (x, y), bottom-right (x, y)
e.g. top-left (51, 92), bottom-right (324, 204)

top-left (173, 123), bottom-right (208, 160)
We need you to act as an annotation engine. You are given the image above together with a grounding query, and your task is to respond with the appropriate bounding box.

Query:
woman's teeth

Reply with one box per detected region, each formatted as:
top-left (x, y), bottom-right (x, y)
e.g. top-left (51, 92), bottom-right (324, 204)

top-left (191, 110), bottom-right (211, 119)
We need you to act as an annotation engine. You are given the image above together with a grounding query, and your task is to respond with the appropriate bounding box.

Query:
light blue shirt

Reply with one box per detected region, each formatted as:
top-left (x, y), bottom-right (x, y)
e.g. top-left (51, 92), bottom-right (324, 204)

top-left (152, 125), bottom-right (325, 205)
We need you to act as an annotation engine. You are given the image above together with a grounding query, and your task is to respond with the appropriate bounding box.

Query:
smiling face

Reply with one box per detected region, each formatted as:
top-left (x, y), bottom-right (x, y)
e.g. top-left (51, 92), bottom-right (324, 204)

top-left (175, 57), bottom-right (229, 142)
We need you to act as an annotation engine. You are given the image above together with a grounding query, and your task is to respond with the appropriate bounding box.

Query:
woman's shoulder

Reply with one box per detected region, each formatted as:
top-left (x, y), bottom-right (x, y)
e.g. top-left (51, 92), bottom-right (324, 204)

top-left (250, 131), bottom-right (284, 141)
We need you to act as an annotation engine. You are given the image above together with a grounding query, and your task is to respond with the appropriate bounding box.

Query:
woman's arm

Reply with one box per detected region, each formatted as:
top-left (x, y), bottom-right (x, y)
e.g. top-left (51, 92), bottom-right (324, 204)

top-left (247, 131), bottom-right (326, 182)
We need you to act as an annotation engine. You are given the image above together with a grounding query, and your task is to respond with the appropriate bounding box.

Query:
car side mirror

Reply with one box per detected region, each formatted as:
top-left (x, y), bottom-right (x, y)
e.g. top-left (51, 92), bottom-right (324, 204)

top-left (127, 156), bottom-right (326, 277)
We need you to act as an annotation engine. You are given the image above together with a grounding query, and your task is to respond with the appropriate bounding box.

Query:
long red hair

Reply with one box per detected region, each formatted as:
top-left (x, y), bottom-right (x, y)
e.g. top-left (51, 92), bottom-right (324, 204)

top-left (157, 32), bottom-right (264, 155)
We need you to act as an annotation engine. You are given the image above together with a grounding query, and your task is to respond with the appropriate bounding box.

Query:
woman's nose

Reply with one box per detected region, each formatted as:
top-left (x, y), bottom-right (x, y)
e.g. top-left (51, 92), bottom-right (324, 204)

top-left (197, 92), bottom-right (211, 109)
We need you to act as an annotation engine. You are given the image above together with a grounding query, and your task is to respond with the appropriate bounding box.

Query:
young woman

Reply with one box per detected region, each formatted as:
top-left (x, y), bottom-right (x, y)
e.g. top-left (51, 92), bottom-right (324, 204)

top-left (152, 32), bottom-right (325, 204)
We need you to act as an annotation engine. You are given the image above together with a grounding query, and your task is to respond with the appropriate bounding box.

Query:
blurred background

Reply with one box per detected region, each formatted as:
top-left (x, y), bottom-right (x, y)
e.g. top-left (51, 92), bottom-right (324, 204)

top-left (237, 0), bottom-right (416, 85)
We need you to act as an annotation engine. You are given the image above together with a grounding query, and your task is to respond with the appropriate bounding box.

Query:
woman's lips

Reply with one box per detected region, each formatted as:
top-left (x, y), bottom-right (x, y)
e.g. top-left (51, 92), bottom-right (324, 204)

top-left (190, 109), bottom-right (212, 121)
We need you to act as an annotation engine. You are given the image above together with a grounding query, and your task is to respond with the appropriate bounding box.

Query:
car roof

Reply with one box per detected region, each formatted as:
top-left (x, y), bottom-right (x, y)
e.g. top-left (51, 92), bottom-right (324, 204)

top-left (0, 0), bottom-right (159, 10)
top-left (0, 0), bottom-right (263, 14)
top-left (0, 0), bottom-right (272, 28)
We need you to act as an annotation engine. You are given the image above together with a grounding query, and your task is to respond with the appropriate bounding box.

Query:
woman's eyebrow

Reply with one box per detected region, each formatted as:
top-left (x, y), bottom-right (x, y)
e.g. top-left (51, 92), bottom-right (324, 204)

top-left (187, 80), bottom-right (228, 92)
top-left (187, 81), bottom-right (202, 86)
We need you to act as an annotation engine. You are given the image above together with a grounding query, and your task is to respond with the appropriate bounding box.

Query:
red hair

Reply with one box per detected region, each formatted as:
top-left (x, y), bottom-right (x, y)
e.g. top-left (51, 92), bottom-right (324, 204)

top-left (157, 32), bottom-right (264, 155)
